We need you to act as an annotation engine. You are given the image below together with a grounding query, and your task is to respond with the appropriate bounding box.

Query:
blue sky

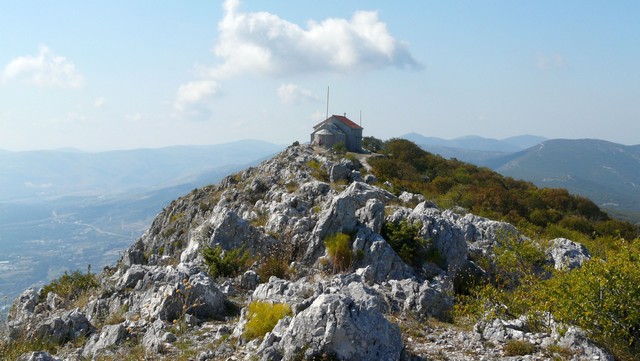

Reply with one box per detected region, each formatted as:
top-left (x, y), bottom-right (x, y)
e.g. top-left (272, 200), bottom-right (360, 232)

top-left (1, 0), bottom-right (638, 151)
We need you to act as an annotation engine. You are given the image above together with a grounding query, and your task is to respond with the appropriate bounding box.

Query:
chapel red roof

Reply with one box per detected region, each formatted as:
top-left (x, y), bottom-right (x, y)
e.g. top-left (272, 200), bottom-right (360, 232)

top-left (331, 115), bottom-right (362, 129)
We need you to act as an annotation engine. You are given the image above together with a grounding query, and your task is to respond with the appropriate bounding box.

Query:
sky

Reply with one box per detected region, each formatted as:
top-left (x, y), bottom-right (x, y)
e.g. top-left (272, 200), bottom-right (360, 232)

top-left (1, 0), bottom-right (639, 151)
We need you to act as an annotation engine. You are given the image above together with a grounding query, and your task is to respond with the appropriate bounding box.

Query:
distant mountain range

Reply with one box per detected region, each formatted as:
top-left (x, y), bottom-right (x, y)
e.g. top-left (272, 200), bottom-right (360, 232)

top-left (0, 140), bottom-right (284, 201)
top-left (403, 133), bottom-right (640, 223)
top-left (401, 133), bottom-right (548, 165)
top-left (0, 140), bottom-right (284, 307)
top-left (492, 139), bottom-right (640, 222)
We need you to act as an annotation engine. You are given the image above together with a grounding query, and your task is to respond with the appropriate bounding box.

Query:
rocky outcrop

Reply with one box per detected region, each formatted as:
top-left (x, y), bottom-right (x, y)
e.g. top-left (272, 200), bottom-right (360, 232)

top-left (546, 237), bottom-right (591, 270)
top-left (2, 144), bottom-right (612, 360)
top-left (273, 293), bottom-right (403, 361)
top-left (475, 317), bottom-right (614, 361)
top-left (17, 352), bottom-right (61, 361)
top-left (82, 323), bottom-right (128, 358)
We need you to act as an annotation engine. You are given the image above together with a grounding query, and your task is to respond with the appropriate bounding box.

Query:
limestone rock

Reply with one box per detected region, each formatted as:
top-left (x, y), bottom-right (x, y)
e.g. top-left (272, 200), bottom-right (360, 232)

top-left (558, 326), bottom-right (614, 361)
top-left (354, 231), bottom-right (414, 283)
top-left (399, 191), bottom-right (426, 205)
top-left (142, 319), bottom-right (175, 353)
top-left (17, 352), bottom-right (61, 361)
top-left (251, 277), bottom-right (315, 307)
top-left (7, 288), bottom-right (38, 324)
top-left (546, 238), bottom-right (591, 270)
top-left (33, 309), bottom-right (93, 345)
top-left (475, 317), bottom-right (529, 342)
top-left (278, 294), bottom-right (403, 360)
top-left (329, 160), bottom-right (353, 182)
top-left (380, 278), bottom-right (453, 320)
top-left (306, 182), bottom-right (394, 261)
top-left (82, 323), bottom-right (128, 358)
top-left (240, 270), bottom-right (260, 290)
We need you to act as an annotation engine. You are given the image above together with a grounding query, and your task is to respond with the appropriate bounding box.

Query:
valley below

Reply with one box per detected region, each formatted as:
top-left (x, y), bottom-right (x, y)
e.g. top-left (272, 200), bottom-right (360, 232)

top-left (0, 140), bottom-right (284, 317)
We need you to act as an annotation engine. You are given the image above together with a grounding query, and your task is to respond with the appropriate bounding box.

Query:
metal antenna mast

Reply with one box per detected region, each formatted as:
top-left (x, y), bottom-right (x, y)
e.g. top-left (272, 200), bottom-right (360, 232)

top-left (326, 87), bottom-right (330, 120)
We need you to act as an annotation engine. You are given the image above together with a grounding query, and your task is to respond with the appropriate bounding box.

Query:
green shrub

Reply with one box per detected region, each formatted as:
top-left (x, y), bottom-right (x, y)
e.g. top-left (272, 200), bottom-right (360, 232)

top-left (200, 245), bottom-right (251, 278)
top-left (306, 159), bottom-right (329, 182)
top-left (492, 234), bottom-right (547, 289)
top-left (362, 136), bottom-right (384, 152)
top-left (324, 233), bottom-right (354, 272)
top-left (332, 141), bottom-right (346, 154)
top-left (368, 138), bottom-right (638, 242)
top-left (39, 270), bottom-right (99, 303)
top-left (542, 240), bottom-right (640, 360)
top-left (243, 301), bottom-right (292, 340)
top-left (381, 219), bottom-right (429, 268)
top-left (504, 340), bottom-right (536, 356)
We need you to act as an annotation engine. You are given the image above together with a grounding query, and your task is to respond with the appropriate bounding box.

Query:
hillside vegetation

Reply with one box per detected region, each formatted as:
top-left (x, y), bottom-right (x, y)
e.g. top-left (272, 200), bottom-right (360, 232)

top-left (369, 138), bottom-right (640, 359)
top-left (370, 138), bottom-right (638, 247)
top-left (492, 139), bottom-right (640, 223)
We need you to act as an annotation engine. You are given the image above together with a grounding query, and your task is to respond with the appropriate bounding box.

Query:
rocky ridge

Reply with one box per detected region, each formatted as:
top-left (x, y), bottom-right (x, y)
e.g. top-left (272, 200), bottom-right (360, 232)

top-left (2, 144), bottom-right (609, 360)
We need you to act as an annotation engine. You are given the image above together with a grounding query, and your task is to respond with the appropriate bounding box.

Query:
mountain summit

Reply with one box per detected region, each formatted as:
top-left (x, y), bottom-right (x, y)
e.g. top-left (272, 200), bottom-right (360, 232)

top-left (1, 143), bottom-right (625, 360)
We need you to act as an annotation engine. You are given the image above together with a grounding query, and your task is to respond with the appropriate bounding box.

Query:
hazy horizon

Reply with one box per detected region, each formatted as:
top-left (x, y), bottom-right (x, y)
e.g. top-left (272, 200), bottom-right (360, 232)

top-left (3, 132), bottom-right (640, 153)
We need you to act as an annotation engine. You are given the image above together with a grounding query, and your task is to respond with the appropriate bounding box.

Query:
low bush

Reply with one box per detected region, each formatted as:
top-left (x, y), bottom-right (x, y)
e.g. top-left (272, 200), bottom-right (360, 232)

top-left (243, 301), bottom-right (292, 340)
top-left (324, 233), bottom-right (354, 272)
top-left (306, 159), bottom-right (329, 182)
top-left (504, 340), bottom-right (536, 356)
top-left (39, 270), bottom-right (99, 303)
top-left (200, 245), bottom-right (251, 278)
top-left (543, 240), bottom-right (640, 360)
top-left (381, 219), bottom-right (428, 268)
top-left (0, 335), bottom-right (58, 361)
top-left (257, 255), bottom-right (291, 281)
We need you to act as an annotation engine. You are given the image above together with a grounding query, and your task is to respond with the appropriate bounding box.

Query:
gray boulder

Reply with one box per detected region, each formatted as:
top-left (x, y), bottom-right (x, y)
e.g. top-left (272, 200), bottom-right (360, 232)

top-left (355, 199), bottom-right (385, 234)
top-left (251, 277), bottom-right (315, 307)
top-left (475, 317), bottom-right (528, 342)
top-left (306, 182), bottom-right (394, 261)
top-left (329, 160), bottom-right (352, 183)
top-left (117, 264), bottom-right (147, 290)
top-left (7, 288), bottom-right (38, 324)
top-left (558, 326), bottom-right (614, 361)
top-left (279, 293), bottom-right (403, 360)
top-left (546, 238), bottom-right (591, 270)
top-left (33, 309), bottom-right (93, 345)
top-left (380, 278), bottom-right (453, 320)
top-left (186, 271), bottom-right (226, 319)
top-left (82, 323), bottom-right (128, 358)
top-left (398, 191), bottom-right (426, 205)
top-left (354, 231), bottom-right (414, 283)
top-left (136, 270), bottom-right (224, 322)
top-left (240, 270), bottom-right (260, 290)
top-left (142, 319), bottom-right (176, 353)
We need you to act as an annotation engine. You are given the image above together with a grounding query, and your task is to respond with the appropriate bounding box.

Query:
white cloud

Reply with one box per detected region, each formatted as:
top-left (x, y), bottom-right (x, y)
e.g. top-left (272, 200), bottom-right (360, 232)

top-left (277, 83), bottom-right (320, 105)
top-left (94, 97), bottom-right (106, 108)
top-left (0, 46), bottom-right (84, 88)
top-left (174, 80), bottom-right (220, 111)
top-left (213, 0), bottom-right (421, 77)
top-left (535, 53), bottom-right (567, 70)
top-left (175, 0), bottom-right (420, 115)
